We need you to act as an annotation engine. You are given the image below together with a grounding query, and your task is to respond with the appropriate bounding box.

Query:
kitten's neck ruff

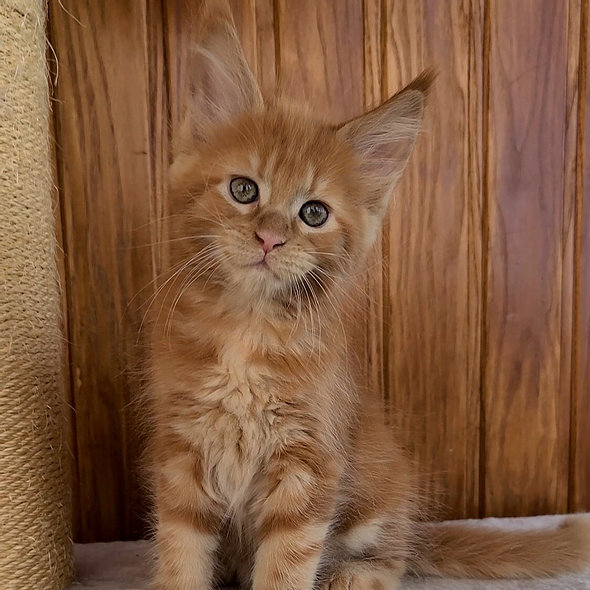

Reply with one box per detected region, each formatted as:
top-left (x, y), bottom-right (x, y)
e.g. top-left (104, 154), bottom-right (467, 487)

top-left (165, 271), bottom-right (347, 363)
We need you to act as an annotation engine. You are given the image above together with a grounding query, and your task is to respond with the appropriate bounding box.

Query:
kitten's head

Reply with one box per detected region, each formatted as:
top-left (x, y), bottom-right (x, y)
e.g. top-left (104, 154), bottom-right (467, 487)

top-left (167, 9), bottom-right (431, 311)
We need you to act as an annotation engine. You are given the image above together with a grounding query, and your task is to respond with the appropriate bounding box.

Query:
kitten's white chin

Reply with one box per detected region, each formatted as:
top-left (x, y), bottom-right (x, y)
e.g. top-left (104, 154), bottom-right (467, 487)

top-left (226, 263), bottom-right (286, 296)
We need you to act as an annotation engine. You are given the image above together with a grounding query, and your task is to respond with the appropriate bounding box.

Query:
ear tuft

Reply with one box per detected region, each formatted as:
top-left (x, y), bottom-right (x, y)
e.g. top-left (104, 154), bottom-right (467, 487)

top-left (401, 68), bottom-right (437, 99)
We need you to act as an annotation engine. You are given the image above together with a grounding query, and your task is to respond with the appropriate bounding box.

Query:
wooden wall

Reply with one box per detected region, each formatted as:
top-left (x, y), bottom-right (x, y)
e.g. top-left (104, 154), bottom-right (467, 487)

top-left (47, 0), bottom-right (590, 542)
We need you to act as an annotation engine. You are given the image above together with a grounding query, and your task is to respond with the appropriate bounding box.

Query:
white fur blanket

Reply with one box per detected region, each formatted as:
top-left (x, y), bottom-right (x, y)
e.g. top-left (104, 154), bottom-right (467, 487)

top-left (69, 515), bottom-right (590, 590)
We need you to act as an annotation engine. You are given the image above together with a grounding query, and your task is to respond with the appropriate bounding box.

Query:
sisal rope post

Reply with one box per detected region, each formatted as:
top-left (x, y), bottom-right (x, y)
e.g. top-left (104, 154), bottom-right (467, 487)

top-left (0, 1), bottom-right (73, 588)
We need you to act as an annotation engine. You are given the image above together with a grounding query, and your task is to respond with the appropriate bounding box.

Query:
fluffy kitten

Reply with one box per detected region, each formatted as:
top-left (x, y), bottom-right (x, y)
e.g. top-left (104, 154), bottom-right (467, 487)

top-left (148, 4), bottom-right (590, 589)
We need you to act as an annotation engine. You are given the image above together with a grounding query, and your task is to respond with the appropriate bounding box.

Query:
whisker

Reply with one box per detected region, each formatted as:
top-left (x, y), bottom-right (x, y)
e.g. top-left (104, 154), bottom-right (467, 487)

top-left (310, 269), bottom-right (348, 357)
top-left (136, 243), bottom-right (219, 340)
top-left (125, 234), bottom-right (220, 249)
top-left (130, 213), bottom-right (186, 233)
top-left (136, 255), bottom-right (197, 342)
top-left (163, 250), bottom-right (222, 339)
top-left (128, 255), bottom-right (193, 310)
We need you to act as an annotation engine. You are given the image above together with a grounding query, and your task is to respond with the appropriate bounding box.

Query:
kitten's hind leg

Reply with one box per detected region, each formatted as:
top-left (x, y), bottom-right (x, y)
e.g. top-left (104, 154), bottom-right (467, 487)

top-left (317, 512), bottom-right (410, 590)
top-left (318, 558), bottom-right (405, 590)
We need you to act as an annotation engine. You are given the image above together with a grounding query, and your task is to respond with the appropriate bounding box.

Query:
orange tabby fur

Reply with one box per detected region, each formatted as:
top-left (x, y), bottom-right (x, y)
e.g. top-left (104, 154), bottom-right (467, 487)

top-left (147, 3), bottom-right (590, 589)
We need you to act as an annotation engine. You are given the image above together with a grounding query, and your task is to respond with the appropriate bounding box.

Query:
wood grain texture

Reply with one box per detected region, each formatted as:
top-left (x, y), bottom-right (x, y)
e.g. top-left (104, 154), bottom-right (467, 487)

top-left (383, 0), bottom-right (483, 519)
top-left (484, 0), bottom-right (572, 516)
top-left (48, 0), bottom-right (166, 541)
top-left (571, 0), bottom-right (590, 512)
top-left (229, 0), bottom-right (276, 97)
top-left (276, 0), bottom-right (364, 121)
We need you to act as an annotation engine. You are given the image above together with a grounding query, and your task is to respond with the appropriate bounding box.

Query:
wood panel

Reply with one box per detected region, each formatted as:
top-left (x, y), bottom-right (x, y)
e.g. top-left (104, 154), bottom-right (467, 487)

top-left (383, 0), bottom-right (483, 519)
top-left (571, 0), bottom-right (590, 512)
top-left (483, 0), bottom-right (573, 516)
top-left (48, 0), bottom-right (166, 541)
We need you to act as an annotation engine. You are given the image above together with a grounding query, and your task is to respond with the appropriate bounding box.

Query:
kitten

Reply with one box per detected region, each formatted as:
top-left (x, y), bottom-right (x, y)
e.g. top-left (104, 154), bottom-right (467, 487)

top-left (147, 3), bottom-right (590, 589)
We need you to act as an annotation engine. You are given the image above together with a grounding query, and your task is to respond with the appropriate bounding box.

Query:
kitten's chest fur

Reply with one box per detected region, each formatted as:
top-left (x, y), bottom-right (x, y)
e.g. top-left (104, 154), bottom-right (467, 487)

top-left (179, 344), bottom-right (296, 509)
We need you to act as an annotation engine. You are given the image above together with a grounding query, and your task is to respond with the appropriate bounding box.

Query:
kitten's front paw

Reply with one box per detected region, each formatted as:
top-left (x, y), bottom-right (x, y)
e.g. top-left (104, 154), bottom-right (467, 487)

top-left (319, 571), bottom-right (373, 590)
top-left (318, 564), bottom-right (401, 590)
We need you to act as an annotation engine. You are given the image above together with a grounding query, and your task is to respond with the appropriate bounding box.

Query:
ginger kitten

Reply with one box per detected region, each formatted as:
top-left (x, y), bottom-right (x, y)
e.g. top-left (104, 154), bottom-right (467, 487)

top-left (147, 4), bottom-right (590, 589)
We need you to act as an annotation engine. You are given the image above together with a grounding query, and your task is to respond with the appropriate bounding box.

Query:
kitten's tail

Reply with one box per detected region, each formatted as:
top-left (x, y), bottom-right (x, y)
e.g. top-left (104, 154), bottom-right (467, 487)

top-left (410, 516), bottom-right (590, 578)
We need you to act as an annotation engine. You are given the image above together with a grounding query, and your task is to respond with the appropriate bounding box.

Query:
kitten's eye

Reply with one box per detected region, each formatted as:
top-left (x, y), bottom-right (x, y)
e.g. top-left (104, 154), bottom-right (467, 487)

top-left (229, 177), bottom-right (258, 204)
top-left (299, 201), bottom-right (329, 227)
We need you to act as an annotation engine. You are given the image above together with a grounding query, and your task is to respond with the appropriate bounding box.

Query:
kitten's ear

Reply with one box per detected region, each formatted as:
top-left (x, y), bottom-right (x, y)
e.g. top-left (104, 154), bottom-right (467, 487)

top-left (338, 71), bottom-right (434, 219)
top-left (174, 2), bottom-right (263, 156)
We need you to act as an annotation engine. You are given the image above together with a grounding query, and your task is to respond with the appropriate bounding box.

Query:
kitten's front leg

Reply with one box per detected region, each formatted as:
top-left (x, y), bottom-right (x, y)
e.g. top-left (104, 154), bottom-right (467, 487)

top-left (154, 511), bottom-right (219, 590)
top-left (251, 444), bottom-right (341, 590)
top-left (152, 442), bottom-right (222, 590)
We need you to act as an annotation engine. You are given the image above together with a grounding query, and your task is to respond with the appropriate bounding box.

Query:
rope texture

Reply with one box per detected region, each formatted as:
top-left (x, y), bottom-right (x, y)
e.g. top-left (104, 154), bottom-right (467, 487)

top-left (0, 1), bottom-right (73, 588)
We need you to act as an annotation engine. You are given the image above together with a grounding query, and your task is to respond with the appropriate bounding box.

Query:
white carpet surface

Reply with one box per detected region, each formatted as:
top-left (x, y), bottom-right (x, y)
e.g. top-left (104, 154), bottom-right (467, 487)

top-left (69, 515), bottom-right (590, 590)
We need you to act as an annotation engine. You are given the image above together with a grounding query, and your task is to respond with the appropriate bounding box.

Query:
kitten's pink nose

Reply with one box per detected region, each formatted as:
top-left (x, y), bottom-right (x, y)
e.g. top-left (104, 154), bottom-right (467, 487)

top-left (256, 230), bottom-right (285, 254)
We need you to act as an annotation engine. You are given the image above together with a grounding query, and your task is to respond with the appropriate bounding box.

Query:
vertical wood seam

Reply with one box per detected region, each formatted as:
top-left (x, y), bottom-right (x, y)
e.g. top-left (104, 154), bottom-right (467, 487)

top-left (563, 0), bottom-right (580, 513)
top-left (466, 0), bottom-right (483, 519)
top-left (379, 0), bottom-right (387, 103)
top-left (46, 4), bottom-right (81, 537)
top-left (161, 0), bottom-right (173, 162)
top-left (362, 0), bottom-right (367, 110)
top-left (569, 0), bottom-right (589, 512)
top-left (554, 0), bottom-right (579, 514)
top-left (272, 0), bottom-right (281, 93)
top-left (479, 0), bottom-right (491, 518)
top-left (361, 0), bottom-right (370, 393)
top-left (379, 0), bottom-right (391, 416)
top-left (146, 0), bottom-right (164, 285)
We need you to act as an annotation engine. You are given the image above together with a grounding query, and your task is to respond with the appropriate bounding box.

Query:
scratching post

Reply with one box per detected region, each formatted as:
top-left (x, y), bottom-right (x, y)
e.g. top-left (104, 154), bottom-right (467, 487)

top-left (0, 1), bottom-right (73, 588)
